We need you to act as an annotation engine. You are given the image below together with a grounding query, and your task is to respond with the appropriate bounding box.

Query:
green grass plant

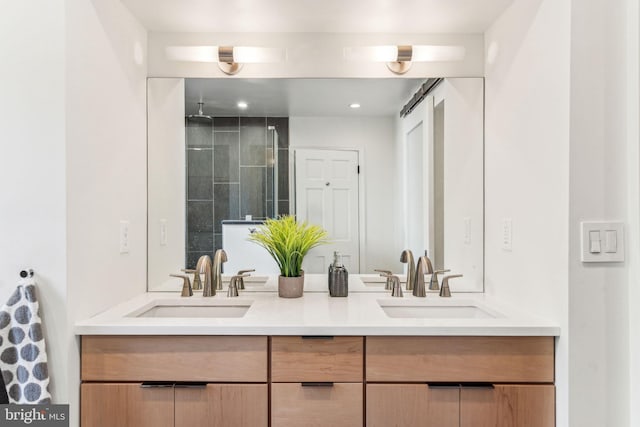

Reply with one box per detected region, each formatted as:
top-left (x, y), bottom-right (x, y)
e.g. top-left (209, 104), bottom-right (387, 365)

top-left (248, 215), bottom-right (329, 277)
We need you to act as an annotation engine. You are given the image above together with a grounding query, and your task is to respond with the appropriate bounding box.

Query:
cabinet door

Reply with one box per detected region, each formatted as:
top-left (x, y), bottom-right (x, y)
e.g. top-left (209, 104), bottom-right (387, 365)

top-left (272, 383), bottom-right (362, 427)
top-left (366, 384), bottom-right (458, 427)
top-left (81, 383), bottom-right (174, 427)
top-left (175, 383), bottom-right (268, 427)
top-left (460, 385), bottom-right (555, 427)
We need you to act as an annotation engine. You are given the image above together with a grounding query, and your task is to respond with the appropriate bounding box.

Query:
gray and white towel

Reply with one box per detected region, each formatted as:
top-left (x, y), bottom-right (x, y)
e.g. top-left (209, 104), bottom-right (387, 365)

top-left (0, 279), bottom-right (51, 403)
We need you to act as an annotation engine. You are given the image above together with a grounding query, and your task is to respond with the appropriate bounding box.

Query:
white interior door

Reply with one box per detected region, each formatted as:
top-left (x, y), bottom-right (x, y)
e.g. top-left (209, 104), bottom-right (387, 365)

top-left (294, 149), bottom-right (360, 273)
top-left (403, 97), bottom-right (435, 259)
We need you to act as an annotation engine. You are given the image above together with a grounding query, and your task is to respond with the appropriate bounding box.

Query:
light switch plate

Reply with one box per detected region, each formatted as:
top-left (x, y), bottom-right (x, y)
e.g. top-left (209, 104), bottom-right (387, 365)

top-left (580, 221), bottom-right (624, 262)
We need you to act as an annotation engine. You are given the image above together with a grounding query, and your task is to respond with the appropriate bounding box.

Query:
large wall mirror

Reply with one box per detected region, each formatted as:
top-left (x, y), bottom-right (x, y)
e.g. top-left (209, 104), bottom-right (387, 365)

top-left (147, 77), bottom-right (484, 292)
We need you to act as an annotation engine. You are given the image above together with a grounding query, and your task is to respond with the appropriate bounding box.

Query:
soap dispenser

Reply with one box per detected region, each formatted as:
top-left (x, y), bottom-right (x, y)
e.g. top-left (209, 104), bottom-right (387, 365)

top-left (329, 252), bottom-right (348, 297)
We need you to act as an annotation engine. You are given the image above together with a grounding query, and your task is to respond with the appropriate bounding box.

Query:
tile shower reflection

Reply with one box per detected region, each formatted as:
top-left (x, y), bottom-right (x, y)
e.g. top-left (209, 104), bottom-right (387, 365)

top-left (185, 116), bottom-right (289, 268)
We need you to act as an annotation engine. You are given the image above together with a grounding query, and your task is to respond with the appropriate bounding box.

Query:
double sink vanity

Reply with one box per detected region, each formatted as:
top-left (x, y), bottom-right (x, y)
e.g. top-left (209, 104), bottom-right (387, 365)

top-left (75, 274), bottom-right (559, 427)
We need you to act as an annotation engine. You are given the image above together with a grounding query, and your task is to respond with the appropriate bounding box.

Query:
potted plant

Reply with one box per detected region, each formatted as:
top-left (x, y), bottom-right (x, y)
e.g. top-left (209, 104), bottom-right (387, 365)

top-left (248, 215), bottom-right (328, 298)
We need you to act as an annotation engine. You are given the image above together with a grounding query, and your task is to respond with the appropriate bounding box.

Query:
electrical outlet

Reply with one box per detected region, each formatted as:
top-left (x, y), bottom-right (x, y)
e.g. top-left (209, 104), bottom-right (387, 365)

top-left (119, 220), bottom-right (130, 254)
top-left (160, 219), bottom-right (167, 246)
top-left (502, 218), bottom-right (512, 251)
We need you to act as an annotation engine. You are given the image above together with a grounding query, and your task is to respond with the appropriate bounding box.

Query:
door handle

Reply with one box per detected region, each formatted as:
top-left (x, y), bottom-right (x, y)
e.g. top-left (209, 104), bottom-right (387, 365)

top-left (301, 336), bottom-right (334, 340)
top-left (174, 382), bottom-right (207, 389)
top-left (301, 382), bottom-right (334, 387)
top-left (140, 382), bottom-right (174, 388)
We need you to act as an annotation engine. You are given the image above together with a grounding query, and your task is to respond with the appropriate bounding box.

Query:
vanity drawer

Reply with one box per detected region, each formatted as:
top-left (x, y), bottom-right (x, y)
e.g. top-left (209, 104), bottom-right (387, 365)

top-left (366, 336), bottom-right (554, 383)
top-left (81, 335), bottom-right (267, 382)
top-left (271, 336), bottom-right (363, 382)
top-left (271, 382), bottom-right (363, 427)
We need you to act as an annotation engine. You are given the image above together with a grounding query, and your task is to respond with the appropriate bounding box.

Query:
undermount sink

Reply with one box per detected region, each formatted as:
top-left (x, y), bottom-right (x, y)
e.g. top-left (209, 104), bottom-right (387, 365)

top-left (130, 301), bottom-right (252, 318)
top-left (378, 300), bottom-right (500, 319)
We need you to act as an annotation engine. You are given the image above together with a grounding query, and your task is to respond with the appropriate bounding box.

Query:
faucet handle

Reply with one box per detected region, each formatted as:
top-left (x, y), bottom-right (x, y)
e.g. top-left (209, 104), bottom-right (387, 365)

top-left (429, 269), bottom-right (451, 291)
top-left (389, 275), bottom-right (403, 297)
top-left (170, 274), bottom-right (193, 297)
top-left (374, 269), bottom-right (393, 290)
top-left (181, 268), bottom-right (202, 291)
top-left (236, 269), bottom-right (254, 290)
top-left (440, 274), bottom-right (463, 297)
top-left (227, 274), bottom-right (251, 297)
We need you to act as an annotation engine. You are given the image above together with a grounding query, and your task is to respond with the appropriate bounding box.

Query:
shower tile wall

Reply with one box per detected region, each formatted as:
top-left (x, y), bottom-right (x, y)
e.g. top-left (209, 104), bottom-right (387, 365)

top-left (186, 117), bottom-right (289, 268)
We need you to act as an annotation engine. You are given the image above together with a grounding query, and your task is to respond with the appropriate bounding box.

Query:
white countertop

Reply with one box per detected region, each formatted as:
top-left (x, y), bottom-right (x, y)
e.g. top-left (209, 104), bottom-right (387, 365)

top-left (74, 274), bottom-right (560, 336)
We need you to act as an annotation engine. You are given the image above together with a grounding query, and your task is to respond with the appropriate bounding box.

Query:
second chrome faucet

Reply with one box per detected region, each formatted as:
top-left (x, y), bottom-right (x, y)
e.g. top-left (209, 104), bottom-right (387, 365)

top-left (195, 249), bottom-right (228, 297)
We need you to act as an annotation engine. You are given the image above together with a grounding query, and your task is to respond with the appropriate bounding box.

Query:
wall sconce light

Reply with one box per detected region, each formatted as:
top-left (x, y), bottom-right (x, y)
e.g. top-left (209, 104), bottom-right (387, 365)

top-left (165, 46), bottom-right (286, 75)
top-left (343, 45), bottom-right (466, 74)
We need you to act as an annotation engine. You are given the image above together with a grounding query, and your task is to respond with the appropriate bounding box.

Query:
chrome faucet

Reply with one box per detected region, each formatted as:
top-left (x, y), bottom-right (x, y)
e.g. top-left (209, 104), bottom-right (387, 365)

top-left (400, 250), bottom-right (416, 291)
top-left (196, 255), bottom-right (214, 296)
top-left (440, 274), bottom-right (463, 297)
top-left (413, 255), bottom-right (434, 297)
top-left (429, 269), bottom-right (450, 291)
top-left (212, 249), bottom-right (228, 292)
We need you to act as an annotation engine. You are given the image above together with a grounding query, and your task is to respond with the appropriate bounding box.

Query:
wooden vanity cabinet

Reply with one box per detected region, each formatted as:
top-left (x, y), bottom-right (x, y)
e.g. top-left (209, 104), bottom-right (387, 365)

top-left (80, 336), bottom-right (268, 427)
top-left (80, 334), bottom-right (555, 427)
top-left (270, 336), bottom-right (364, 427)
top-left (365, 336), bottom-right (555, 427)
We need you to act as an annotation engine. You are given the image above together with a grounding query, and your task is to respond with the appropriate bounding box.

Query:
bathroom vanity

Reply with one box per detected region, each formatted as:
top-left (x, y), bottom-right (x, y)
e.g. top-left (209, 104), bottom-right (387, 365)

top-left (76, 275), bottom-right (559, 427)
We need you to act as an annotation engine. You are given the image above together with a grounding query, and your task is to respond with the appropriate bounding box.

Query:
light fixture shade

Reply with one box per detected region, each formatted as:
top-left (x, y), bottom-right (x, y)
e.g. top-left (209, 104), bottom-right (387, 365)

top-left (166, 46), bottom-right (286, 64)
top-left (232, 47), bottom-right (286, 63)
top-left (165, 46), bottom-right (219, 62)
top-left (412, 45), bottom-right (466, 62)
top-left (344, 45), bottom-right (465, 62)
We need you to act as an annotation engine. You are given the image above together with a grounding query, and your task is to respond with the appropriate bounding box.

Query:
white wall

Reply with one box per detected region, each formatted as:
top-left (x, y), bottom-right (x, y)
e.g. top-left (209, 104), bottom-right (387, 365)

top-left (147, 32), bottom-right (484, 79)
top-left (289, 116), bottom-right (396, 272)
top-left (629, 4), bottom-right (640, 425)
top-left (484, 1), bottom-right (570, 426)
top-left (0, 0), bottom-right (67, 403)
top-left (147, 78), bottom-right (186, 289)
top-left (65, 1), bottom-right (147, 426)
top-left (569, 0), bottom-right (639, 426)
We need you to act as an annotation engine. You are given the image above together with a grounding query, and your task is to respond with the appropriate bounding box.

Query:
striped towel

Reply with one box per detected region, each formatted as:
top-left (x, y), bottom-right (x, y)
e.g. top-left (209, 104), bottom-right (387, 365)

top-left (0, 278), bottom-right (51, 403)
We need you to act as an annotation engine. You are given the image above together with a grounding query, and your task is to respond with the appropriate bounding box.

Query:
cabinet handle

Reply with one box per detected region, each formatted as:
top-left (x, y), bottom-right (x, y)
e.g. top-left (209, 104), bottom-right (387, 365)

top-left (301, 336), bottom-right (334, 340)
top-left (301, 382), bottom-right (334, 387)
top-left (174, 382), bottom-right (207, 389)
top-left (428, 383), bottom-right (460, 389)
top-left (140, 382), bottom-right (174, 388)
top-left (461, 383), bottom-right (495, 389)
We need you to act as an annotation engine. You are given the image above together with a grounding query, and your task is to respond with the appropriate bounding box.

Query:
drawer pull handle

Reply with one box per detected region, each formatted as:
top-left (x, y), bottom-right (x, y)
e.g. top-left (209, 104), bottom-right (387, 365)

top-left (461, 383), bottom-right (495, 389)
top-left (428, 383), bottom-right (460, 389)
top-left (301, 336), bottom-right (334, 340)
top-left (175, 382), bottom-right (207, 389)
top-left (140, 382), bottom-right (174, 388)
top-left (301, 382), bottom-right (334, 387)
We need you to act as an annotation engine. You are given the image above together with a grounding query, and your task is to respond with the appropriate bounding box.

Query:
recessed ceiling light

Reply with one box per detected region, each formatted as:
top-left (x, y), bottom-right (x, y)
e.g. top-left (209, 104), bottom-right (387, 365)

top-left (237, 101), bottom-right (248, 109)
top-left (349, 103), bottom-right (361, 109)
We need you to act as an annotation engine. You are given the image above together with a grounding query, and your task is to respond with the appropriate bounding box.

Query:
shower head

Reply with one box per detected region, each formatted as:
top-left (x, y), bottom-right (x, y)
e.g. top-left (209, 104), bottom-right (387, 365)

top-left (186, 102), bottom-right (213, 121)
